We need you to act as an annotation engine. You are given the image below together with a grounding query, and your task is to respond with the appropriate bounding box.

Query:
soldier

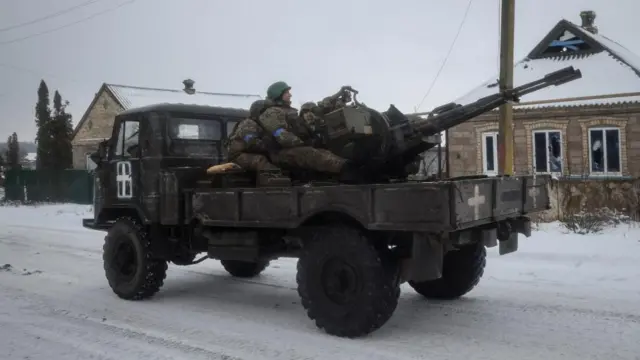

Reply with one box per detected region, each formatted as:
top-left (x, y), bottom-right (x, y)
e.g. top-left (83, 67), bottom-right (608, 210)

top-left (257, 81), bottom-right (361, 179)
top-left (299, 102), bottom-right (328, 148)
top-left (226, 99), bottom-right (280, 173)
top-left (298, 87), bottom-right (352, 148)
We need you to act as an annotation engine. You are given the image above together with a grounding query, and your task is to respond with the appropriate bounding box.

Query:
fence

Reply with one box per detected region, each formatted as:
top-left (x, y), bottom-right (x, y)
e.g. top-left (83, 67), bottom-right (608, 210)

top-left (2, 169), bottom-right (94, 205)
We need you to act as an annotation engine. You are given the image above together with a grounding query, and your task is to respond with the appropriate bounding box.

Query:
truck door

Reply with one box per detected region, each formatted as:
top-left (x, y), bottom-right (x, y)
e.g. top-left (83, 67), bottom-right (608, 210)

top-left (109, 115), bottom-right (142, 208)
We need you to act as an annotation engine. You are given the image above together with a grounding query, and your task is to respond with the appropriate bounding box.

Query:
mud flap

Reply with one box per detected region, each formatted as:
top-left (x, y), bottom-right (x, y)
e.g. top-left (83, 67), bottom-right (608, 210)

top-left (498, 217), bottom-right (533, 255)
top-left (498, 231), bottom-right (518, 255)
top-left (406, 232), bottom-right (443, 283)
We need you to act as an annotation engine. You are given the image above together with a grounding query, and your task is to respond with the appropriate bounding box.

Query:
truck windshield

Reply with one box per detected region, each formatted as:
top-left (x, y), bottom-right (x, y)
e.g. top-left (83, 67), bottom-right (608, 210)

top-left (168, 117), bottom-right (222, 141)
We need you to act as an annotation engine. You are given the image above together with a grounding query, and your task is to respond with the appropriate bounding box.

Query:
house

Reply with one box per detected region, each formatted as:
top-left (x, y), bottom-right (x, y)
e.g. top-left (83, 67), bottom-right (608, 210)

top-left (71, 79), bottom-right (259, 170)
top-left (415, 146), bottom-right (447, 178)
top-left (21, 152), bottom-right (36, 169)
top-left (447, 10), bottom-right (640, 180)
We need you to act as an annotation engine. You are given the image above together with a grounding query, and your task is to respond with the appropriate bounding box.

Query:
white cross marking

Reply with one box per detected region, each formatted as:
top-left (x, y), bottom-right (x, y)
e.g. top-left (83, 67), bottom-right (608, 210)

top-left (528, 186), bottom-right (540, 209)
top-left (467, 184), bottom-right (486, 220)
top-left (116, 161), bottom-right (132, 199)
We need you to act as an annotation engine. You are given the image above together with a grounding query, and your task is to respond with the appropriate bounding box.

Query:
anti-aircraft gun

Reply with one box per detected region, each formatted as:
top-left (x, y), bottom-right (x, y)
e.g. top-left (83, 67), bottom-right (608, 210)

top-left (321, 66), bottom-right (582, 181)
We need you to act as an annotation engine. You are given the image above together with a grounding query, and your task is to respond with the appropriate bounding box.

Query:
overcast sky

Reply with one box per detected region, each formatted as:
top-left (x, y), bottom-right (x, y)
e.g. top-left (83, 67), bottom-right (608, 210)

top-left (1, 0), bottom-right (638, 141)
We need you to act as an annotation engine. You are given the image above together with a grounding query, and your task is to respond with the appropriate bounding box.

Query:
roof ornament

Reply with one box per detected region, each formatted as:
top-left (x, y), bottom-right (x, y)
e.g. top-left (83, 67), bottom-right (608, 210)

top-left (183, 79), bottom-right (196, 95)
top-left (580, 10), bottom-right (598, 34)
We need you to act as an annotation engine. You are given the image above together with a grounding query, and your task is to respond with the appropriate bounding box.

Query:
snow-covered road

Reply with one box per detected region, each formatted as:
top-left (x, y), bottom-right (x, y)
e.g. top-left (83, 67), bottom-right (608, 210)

top-left (0, 204), bottom-right (639, 360)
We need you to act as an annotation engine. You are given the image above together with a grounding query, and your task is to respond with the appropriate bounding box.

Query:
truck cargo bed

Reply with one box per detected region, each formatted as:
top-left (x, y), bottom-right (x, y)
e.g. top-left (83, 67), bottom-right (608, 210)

top-left (189, 175), bottom-right (550, 232)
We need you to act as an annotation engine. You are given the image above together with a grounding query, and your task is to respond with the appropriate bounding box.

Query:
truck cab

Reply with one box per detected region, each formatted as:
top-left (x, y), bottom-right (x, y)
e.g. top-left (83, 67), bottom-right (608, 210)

top-left (85, 103), bottom-right (247, 231)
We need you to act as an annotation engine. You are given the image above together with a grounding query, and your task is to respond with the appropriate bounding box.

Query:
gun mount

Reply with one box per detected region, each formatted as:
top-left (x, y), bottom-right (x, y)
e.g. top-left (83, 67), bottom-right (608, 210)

top-left (321, 66), bottom-right (582, 178)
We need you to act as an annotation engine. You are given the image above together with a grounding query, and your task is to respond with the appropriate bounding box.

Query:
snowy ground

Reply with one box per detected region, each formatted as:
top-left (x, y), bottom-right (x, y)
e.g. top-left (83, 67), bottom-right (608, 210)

top-left (0, 204), bottom-right (639, 360)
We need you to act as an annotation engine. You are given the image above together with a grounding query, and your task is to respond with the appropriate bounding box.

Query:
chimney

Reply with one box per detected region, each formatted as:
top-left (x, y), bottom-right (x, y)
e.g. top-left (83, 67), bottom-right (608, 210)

top-left (183, 79), bottom-right (195, 95)
top-left (580, 10), bottom-right (598, 34)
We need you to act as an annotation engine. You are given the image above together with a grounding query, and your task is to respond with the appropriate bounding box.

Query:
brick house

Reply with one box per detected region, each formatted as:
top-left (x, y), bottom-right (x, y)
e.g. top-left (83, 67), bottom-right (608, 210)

top-left (71, 80), bottom-right (257, 170)
top-left (415, 146), bottom-right (447, 178)
top-left (447, 11), bottom-right (640, 179)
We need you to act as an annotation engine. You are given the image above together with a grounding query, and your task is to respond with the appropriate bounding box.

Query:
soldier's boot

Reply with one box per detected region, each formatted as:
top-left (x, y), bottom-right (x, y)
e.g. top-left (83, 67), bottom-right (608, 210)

top-left (257, 169), bottom-right (292, 187)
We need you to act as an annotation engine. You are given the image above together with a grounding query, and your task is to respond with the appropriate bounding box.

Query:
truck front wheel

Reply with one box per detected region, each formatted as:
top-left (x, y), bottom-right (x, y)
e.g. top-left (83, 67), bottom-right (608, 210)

top-left (296, 226), bottom-right (400, 338)
top-left (220, 259), bottom-right (270, 278)
top-left (409, 242), bottom-right (486, 300)
top-left (103, 217), bottom-right (168, 300)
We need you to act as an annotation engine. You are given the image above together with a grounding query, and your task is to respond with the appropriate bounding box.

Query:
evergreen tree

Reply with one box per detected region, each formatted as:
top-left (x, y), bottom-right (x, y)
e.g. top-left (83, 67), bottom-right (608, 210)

top-left (51, 90), bottom-right (74, 170)
top-left (0, 146), bottom-right (5, 180)
top-left (4, 135), bottom-right (9, 166)
top-left (35, 80), bottom-right (52, 170)
top-left (7, 133), bottom-right (20, 169)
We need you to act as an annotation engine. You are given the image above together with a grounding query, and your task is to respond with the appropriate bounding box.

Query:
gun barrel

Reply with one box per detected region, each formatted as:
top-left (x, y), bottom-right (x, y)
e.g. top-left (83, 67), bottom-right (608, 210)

top-left (411, 66), bottom-right (582, 135)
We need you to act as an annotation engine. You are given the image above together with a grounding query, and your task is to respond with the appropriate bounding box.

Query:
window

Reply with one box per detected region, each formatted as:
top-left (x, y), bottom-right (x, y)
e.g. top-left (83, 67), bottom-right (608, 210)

top-left (589, 127), bottom-right (621, 175)
top-left (226, 120), bottom-right (238, 137)
top-left (86, 153), bottom-right (97, 171)
top-left (532, 130), bottom-right (562, 174)
top-left (169, 117), bottom-right (222, 141)
top-left (481, 132), bottom-right (498, 176)
top-left (114, 120), bottom-right (139, 157)
top-left (176, 124), bottom-right (200, 139)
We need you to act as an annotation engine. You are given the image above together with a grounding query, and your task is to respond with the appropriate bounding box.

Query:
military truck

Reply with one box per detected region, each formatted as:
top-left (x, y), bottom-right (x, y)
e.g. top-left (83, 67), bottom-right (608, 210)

top-left (83, 66), bottom-right (581, 338)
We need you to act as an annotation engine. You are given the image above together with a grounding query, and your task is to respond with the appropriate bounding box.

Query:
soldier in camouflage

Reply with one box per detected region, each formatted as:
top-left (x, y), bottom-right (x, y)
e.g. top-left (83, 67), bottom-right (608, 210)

top-left (256, 81), bottom-right (358, 175)
top-left (226, 99), bottom-right (280, 172)
top-left (299, 102), bottom-right (328, 148)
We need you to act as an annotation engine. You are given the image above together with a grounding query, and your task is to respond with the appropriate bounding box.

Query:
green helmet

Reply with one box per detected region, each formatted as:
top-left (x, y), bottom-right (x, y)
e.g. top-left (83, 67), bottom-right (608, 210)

top-left (266, 81), bottom-right (291, 100)
top-left (248, 99), bottom-right (270, 120)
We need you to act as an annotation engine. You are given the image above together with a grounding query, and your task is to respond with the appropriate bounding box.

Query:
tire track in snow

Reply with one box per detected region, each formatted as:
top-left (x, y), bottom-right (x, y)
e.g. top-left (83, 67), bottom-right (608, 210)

top-left (0, 289), bottom-right (246, 360)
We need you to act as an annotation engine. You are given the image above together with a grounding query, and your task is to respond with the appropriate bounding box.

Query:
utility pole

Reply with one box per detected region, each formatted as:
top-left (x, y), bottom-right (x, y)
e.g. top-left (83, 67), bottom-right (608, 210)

top-left (498, 0), bottom-right (515, 176)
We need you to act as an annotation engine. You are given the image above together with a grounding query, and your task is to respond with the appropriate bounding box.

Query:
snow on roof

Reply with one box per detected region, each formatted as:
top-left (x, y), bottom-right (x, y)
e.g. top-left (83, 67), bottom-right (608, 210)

top-left (579, 27), bottom-right (640, 72)
top-left (454, 20), bottom-right (640, 109)
top-left (25, 152), bottom-right (36, 161)
top-left (106, 84), bottom-right (260, 110)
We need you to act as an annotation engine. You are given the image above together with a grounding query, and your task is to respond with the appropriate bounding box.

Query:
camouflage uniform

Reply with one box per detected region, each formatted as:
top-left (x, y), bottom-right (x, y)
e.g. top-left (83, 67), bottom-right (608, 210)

top-left (226, 100), bottom-right (279, 172)
top-left (257, 82), bottom-right (351, 173)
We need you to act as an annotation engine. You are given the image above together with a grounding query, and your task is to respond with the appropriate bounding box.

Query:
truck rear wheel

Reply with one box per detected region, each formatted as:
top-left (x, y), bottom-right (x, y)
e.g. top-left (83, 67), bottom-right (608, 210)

top-left (220, 259), bottom-right (270, 278)
top-left (409, 242), bottom-right (486, 300)
top-left (103, 217), bottom-right (168, 300)
top-left (296, 226), bottom-right (400, 338)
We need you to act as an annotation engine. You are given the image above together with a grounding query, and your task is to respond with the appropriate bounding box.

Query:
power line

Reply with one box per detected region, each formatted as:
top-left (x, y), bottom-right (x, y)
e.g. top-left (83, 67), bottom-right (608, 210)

top-left (0, 0), bottom-right (105, 33)
top-left (0, 62), bottom-right (261, 99)
top-left (414, 0), bottom-right (474, 112)
top-left (0, 0), bottom-right (137, 46)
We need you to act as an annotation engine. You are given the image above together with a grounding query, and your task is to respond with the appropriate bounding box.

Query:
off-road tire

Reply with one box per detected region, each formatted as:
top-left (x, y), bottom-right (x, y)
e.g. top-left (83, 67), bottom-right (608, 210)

top-left (296, 226), bottom-right (400, 338)
top-left (103, 217), bottom-right (168, 300)
top-left (220, 259), bottom-right (270, 278)
top-left (409, 243), bottom-right (486, 300)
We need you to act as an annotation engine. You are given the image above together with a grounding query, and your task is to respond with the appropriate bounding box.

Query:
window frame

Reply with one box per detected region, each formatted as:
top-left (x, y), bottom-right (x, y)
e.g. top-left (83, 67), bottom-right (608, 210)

top-left (532, 129), bottom-right (563, 175)
top-left (481, 131), bottom-right (498, 176)
top-left (588, 126), bottom-right (622, 176)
